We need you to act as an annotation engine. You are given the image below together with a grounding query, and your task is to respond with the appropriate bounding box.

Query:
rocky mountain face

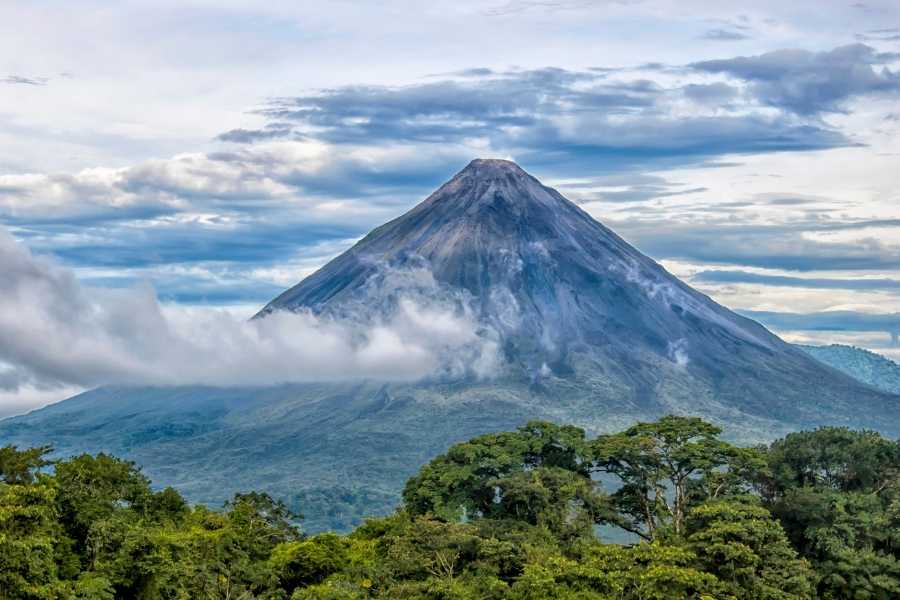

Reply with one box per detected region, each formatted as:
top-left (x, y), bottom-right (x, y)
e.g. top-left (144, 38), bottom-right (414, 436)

top-left (2, 159), bottom-right (898, 531)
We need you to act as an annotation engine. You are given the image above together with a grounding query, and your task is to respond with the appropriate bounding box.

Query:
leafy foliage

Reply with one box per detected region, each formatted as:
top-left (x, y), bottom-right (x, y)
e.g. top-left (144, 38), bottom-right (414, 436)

top-left (762, 427), bottom-right (900, 599)
top-left (0, 416), bottom-right (897, 598)
top-left (591, 416), bottom-right (762, 539)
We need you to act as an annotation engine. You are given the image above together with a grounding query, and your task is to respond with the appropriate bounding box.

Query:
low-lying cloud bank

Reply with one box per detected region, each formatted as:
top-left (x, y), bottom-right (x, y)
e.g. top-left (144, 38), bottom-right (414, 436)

top-left (0, 229), bottom-right (500, 399)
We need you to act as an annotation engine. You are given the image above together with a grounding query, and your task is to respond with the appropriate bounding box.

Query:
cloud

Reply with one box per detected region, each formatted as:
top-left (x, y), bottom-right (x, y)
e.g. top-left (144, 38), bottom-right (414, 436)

top-left (1, 75), bottom-right (48, 86)
top-left (0, 228), bottom-right (500, 396)
top-left (216, 123), bottom-right (296, 143)
top-left (613, 218), bottom-right (900, 272)
top-left (0, 142), bottom-right (468, 226)
top-left (741, 309), bottom-right (900, 343)
top-left (482, 0), bottom-right (623, 16)
top-left (682, 82), bottom-right (740, 103)
top-left (0, 142), bottom-right (483, 306)
top-left (693, 270), bottom-right (900, 291)
top-left (3, 41), bottom-right (900, 318)
top-left (557, 173), bottom-right (709, 203)
top-left (856, 28), bottom-right (900, 42)
top-left (701, 29), bottom-right (750, 41)
top-left (233, 66), bottom-right (853, 177)
top-left (691, 43), bottom-right (900, 115)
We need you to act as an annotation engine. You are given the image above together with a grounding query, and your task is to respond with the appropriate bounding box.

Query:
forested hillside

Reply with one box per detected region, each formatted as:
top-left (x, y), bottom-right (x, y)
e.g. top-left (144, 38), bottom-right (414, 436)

top-left (2, 416), bottom-right (898, 599)
top-left (800, 344), bottom-right (900, 394)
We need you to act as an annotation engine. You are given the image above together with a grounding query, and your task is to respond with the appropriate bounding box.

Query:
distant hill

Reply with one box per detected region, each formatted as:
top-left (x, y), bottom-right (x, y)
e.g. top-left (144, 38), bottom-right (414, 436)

top-left (3, 159), bottom-right (899, 532)
top-left (798, 344), bottom-right (900, 395)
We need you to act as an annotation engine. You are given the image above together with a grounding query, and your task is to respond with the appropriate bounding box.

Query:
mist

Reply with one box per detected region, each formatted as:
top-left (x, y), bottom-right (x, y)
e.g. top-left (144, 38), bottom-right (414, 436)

top-left (0, 229), bottom-right (500, 413)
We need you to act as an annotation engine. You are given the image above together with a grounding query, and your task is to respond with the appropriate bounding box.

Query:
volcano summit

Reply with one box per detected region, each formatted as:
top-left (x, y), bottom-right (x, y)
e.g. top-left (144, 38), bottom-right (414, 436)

top-left (2, 159), bottom-right (898, 530)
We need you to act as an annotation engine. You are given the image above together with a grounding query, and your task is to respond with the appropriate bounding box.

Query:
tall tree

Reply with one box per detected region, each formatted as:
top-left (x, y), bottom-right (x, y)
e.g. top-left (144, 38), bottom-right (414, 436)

top-left (591, 415), bottom-right (760, 539)
top-left (402, 420), bottom-right (606, 541)
top-left (685, 497), bottom-right (814, 600)
top-left (0, 444), bottom-right (52, 485)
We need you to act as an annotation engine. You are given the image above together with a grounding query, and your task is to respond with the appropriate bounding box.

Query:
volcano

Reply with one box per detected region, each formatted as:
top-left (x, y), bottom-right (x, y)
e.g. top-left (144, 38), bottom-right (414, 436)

top-left (2, 159), bottom-right (897, 531)
top-left (255, 159), bottom-right (887, 422)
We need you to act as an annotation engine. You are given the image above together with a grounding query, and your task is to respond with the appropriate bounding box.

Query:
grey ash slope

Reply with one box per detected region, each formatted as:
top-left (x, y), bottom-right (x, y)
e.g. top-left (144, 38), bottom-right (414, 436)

top-left (2, 159), bottom-right (898, 532)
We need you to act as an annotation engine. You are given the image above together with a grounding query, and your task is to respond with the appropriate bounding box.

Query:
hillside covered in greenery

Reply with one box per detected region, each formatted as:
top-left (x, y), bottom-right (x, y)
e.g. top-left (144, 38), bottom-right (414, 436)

top-left (3, 416), bottom-right (899, 599)
top-left (800, 344), bottom-right (900, 395)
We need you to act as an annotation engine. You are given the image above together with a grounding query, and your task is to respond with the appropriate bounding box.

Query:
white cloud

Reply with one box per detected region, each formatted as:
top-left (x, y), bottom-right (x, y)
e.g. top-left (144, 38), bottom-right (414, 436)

top-left (0, 228), bottom-right (500, 413)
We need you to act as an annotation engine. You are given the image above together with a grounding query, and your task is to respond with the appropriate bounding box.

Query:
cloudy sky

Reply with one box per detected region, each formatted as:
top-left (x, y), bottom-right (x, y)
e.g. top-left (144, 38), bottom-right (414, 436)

top-left (2, 0), bottom-right (900, 413)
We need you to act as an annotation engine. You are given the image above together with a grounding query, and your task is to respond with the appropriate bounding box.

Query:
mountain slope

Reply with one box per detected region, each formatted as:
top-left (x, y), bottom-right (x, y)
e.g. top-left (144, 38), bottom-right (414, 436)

top-left (2, 159), bottom-right (898, 531)
top-left (800, 344), bottom-right (900, 395)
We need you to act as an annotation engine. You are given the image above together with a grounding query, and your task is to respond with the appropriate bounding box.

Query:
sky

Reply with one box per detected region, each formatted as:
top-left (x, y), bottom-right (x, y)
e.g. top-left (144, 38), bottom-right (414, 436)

top-left (2, 0), bottom-right (900, 414)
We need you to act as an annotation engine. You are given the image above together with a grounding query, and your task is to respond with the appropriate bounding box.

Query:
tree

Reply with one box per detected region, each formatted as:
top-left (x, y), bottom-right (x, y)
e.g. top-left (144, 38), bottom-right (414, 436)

top-left (591, 415), bottom-right (757, 540)
top-left (509, 541), bottom-right (720, 600)
top-left (0, 444), bottom-right (52, 485)
top-left (3, 419), bottom-right (899, 599)
top-left (271, 532), bottom-right (351, 594)
top-left (54, 453), bottom-right (153, 555)
top-left (685, 497), bottom-right (814, 600)
top-left (764, 427), bottom-right (900, 496)
top-left (0, 478), bottom-right (64, 599)
top-left (492, 466), bottom-right (608, 544)
top-left (225, 491), bottom-right (302, 553)
top-left (763, 427), bottom-right (900, 599)
top-left (402, 421), bottom-right (606, 542)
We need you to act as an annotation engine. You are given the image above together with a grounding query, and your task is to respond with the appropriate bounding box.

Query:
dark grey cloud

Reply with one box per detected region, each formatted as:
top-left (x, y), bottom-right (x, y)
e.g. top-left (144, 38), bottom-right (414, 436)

top-left (91, 276), bottom-right (286, 306)
top-left (694, 270), bottom-right (900, 291)
top-left (0, 366), bottom-right (32, 392)
top-left (692, 43), bottom-right (900, 115)
top-left (513, 115), bottom-right (849, 176)
top-left (34, 219), bottom-right (361, 269)
top-left (589, 186), bottom-right (708, 203)
top-left (441, 67), bottom-right (497, 78)
top-left (256, 69), bottom-right (616, 145)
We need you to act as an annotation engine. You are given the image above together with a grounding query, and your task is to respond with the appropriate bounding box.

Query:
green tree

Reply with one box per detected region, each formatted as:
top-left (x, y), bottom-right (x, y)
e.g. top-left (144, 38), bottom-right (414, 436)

top-left (225, 491), bottom-right (302, 554)
top-left (685, 497), bottom-right (814, 600)
top-left (271, 532), bottom-right (351, 594)
top-left (402, 421), bottom-right (607, 542)
top-left (0, 444), bottom-right (52, 485)
top-left (510, 541), bottom-right (720, 600)
top-left (591, 415), bottom-right (757, 540)
top-left (764, 427), bottom-right (900, 495)
top-left (54, 453), bottom-right (154, 557)
top-left (0, 477), bottom-right (64, 599)
top-left (763, 427), bottom-right (900, 599)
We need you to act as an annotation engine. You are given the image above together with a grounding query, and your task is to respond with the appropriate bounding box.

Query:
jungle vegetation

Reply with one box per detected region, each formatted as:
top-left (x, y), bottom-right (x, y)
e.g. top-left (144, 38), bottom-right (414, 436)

top-left (2, 416), bottom-right (899, 599)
